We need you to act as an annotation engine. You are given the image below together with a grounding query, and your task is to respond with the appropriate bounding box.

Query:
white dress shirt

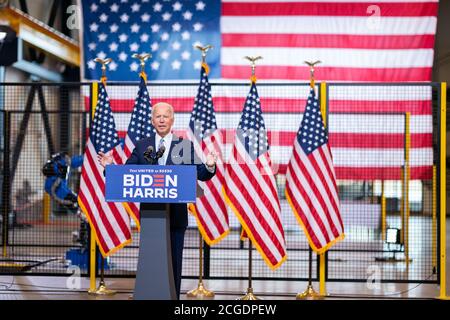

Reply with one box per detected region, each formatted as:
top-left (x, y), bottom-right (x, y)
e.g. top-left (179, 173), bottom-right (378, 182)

top-left (155, 132), bottom-right (172, 165)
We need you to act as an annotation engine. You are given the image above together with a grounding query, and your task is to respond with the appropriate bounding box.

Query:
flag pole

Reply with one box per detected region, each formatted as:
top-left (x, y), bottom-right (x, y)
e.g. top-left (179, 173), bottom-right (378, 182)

top-left (237, 56), bottom-right (263, 301)
top-left (88, 57), bottom-right (116, 296)
top-left (237, 240), bottom-right (259, 300)
top-left (187, 45), bottom-right (215, 299)
top-left (90, 254), bottom-right (116, 296)
top-left (187, 236), bottom-right (215, 298)
top-left (296, 60), bottom-right (323, 300)
top-left (296, 247), bottom-right (321, 299)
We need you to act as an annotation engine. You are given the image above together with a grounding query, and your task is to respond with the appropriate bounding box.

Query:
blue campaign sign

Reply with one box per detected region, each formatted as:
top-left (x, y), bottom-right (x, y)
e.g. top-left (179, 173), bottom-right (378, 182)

top-left (105, 165), bottom-right (197, 203)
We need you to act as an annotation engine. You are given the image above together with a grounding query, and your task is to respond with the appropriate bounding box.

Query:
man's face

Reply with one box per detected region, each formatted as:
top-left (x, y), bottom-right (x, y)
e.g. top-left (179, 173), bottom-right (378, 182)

top-left (152, 103), bottom-right (174, 137)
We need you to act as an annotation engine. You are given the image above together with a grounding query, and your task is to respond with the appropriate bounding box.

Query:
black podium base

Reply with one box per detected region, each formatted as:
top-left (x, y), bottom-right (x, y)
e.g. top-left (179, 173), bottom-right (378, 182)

top-left (134, 204), bottom-right (176, 300)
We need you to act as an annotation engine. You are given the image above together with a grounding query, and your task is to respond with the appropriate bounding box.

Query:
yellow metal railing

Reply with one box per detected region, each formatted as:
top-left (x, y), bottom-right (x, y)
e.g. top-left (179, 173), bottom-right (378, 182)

top-left (381, 181), bottom-right (386, 241)
top-left (400, 167), bottom-right (404, 243)
top-left (43, 193), bottom-right (51, 224)
top-left (404, 112), bottom-right (411, 265)
top-left (319, 82), bottom-right (327, 296)
top-left (439, 82), bottom-right (447, 299)
top-left (432, 166), bottom-right (437, 272)
top-left (88, 82), bottom-right (99, 292)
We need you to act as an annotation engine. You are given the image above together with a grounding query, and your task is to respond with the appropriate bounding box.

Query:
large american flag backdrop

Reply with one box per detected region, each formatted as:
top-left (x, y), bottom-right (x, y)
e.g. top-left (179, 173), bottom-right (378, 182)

top-left (81, 0), bottom-right (437, 181)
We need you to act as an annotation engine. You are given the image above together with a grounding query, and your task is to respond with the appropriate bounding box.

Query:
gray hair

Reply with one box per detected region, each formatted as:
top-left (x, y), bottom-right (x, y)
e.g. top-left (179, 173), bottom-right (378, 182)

top-left (152, 102), bottom-right (174, 118)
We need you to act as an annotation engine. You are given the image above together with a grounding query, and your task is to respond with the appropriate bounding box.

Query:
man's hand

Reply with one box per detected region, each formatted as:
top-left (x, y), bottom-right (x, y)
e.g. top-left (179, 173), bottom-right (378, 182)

top-left (97, 151), bottom-right (113, 168)
top-left (206, 151), bottom-right (218, 168)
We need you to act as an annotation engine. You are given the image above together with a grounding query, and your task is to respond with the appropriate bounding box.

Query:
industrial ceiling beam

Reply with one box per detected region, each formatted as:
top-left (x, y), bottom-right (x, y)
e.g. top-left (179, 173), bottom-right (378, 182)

top-left (0, 6), bottom-right (80, 67)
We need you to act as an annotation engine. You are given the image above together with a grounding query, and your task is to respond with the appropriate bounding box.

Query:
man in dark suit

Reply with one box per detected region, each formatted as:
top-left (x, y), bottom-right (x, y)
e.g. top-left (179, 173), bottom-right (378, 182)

top-left (98, 102), bottom-right (217, 299)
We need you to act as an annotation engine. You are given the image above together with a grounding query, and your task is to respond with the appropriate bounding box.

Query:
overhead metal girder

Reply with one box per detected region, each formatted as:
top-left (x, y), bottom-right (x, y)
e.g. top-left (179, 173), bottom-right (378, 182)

top-left (12, 38), bottom-right (62, 82)
top-left (0, 6), bottom-right (80, 67)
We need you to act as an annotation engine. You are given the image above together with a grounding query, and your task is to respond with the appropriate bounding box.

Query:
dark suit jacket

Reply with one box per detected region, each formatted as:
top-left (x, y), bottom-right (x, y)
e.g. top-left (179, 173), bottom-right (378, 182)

top-left (125, 134), bottom-right (215, 228)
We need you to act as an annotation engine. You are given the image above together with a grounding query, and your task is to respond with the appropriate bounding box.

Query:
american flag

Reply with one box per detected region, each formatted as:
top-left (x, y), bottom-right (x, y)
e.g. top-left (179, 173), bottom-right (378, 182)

top-left (223, 82), bottom-right (287, 269)
top-left (187, 66), bottom-right (230, 245)
top-left (82, 0), bottom-right (221, 80)
top-left (81, 0), bottom-right (436, 180)
top-left (78, 83), bottom-right (132, 257)
top-left (82, 0), bottom-right (437, 82)
top-left (122, 75), bottom-right (156, 228)
top-left (220, 0), bottom-right (437, 81)
top-left (286, 86), bottom-right (344, 253)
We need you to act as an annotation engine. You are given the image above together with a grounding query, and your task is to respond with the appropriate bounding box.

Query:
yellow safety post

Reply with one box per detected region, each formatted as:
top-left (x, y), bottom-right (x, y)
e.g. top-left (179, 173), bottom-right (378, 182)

top-left (432, 166), bottom-right (437, 272)
top-left (89, 81), bottom-right (99, 293)
top-left (320, 82), bottom-right (327, 127)
top-left (91, 82), bottom-right (98, 119)
top-left (43, 193), bottom-right (51, 224)
top-left (400, 167), bottom-right (404, 243)
top-left (381, 181), bottom-right (386, 241)
top-left (404, 112), bottom-right (410, 265)
top-left (319, 254), bottom-right (326, 295)
top-left (2, 111), bottom-right (9, 258)
top-left (371, 181), bottom-right (376, 204)
top-left (319, 81), bottom-right (327, 296)
top-left (2, 222), bottom-right (6, 258)
top-left (89, 231), bottom-right (97, 293)
top-left (438, 82), bottom-right (448, 299)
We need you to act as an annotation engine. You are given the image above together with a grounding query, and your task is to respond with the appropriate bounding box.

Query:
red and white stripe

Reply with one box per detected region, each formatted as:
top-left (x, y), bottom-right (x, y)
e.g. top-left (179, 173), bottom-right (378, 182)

top-left (224, 138), bottom-right (287, 269)
top-left (120, 134), bottom-right (141, 229)
top-left (78, 141), bottom-right (132, 257)
top-left (221, 0), bottom-right (438, 81)
top-left (286, 140), bottom-right (344, 253)
top-left (187, 129), bottom-right (230, 245)
top-left (123, 134), bottom-right (136, 159)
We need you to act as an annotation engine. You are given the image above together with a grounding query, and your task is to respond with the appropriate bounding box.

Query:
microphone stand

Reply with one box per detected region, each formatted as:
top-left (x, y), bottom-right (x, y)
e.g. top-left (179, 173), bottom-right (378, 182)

top-left (144, 147), bottom-right (155, 164)
top-left (144, 146), bottom-right (165, 165)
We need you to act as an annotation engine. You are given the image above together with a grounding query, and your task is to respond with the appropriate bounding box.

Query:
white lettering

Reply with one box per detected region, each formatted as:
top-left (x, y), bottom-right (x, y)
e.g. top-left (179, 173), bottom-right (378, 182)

top-left (66, 5), bottom-right (80, 30)
top-left (154, 188), bottom-right (164, 198)
top-left (366, 265), bottom-right (381, 290)
top-left (168, 189), bottom-right (177, 198)
top-left (144, 188), bottom-right (154, 198)
top-left (134, 188), bottom-right (143, 197)
top-left (166, 175), bottom-right (177, 187)
top-left (123, 188), bottom-right (134, 197)
top-left (123, 174), bottom-right (134, 186)
top-left (66, 266), bottom-right (81, 290)
top-left (366, 5), bottom-right (381, 30)
top-left (174, 304), bottom-right (208, 317)
top-left (141, 174), bottom-right (153, 187)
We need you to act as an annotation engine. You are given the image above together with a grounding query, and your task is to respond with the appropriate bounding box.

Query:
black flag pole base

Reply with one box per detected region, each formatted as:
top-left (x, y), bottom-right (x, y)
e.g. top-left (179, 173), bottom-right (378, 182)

top-left (88, 279), bottom-right (116, 296)
top-left (237, 287), bottom-right (260, 300)
top-left (296, 284), bottom-right (323, 300)
top-left (187, 280), bottom-right (215, 298)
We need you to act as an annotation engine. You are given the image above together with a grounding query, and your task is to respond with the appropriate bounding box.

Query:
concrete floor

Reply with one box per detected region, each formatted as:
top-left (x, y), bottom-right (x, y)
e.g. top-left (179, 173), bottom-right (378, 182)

top-left (0, 217), bottom-right (448, 300)
top-left (0, 275), bottom-right (447, 300)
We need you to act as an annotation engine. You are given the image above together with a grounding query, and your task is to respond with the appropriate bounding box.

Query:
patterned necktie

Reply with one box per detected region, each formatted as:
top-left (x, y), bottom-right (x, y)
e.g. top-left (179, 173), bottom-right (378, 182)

top-left (158, 138), bottom-right (165, 165)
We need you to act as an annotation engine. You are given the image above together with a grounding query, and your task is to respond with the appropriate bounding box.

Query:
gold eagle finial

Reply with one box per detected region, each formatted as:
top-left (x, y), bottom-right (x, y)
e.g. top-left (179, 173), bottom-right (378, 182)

top-left (195, 44), bottom-right (213, 62)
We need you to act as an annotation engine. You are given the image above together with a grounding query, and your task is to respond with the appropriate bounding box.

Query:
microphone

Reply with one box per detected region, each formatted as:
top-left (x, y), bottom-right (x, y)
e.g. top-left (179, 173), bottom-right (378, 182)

top-left (143, 146), bottom-right (154, 163)
top-left (155, 145), bottom-right (166, 162)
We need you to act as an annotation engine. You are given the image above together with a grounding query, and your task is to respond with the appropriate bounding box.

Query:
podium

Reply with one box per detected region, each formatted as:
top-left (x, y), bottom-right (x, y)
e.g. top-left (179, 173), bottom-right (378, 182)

top-left (134, 203), bottom-right (176, 300)
top-left (105, 165), bottom-right (197, 300)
